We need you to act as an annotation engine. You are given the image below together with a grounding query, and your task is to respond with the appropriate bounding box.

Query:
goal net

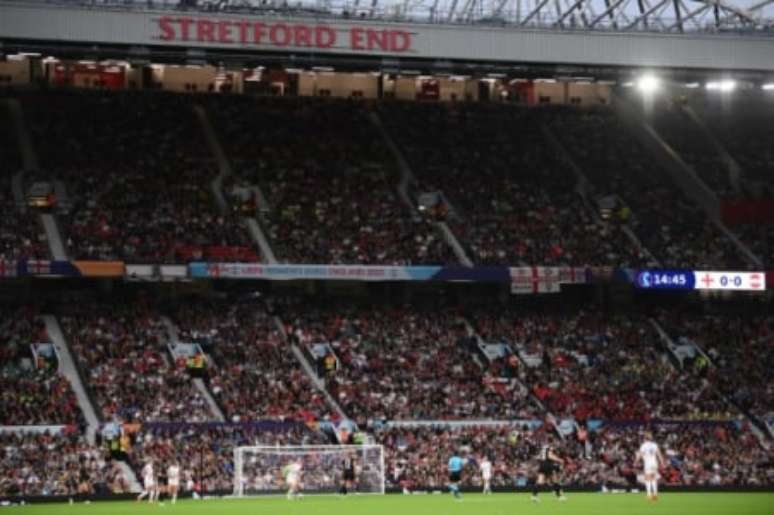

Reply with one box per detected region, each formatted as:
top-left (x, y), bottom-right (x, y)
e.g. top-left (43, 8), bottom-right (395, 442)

top-left (234, 445), bottom-right (385, 496)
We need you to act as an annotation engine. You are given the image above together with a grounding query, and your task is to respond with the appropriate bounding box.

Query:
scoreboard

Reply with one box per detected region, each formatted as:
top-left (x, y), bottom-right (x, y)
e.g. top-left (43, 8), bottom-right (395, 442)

top-left (636, 269), bottom-right (766, 292)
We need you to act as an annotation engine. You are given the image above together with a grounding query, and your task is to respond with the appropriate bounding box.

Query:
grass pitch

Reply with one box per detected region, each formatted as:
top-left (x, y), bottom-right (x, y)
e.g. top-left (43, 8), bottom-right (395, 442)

top-left (11, 492), bottom-right (774, 515)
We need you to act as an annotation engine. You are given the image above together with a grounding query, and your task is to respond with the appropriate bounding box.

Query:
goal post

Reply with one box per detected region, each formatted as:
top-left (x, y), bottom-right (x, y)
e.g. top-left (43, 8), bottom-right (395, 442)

top-left (234, 445), bottom-right (385, 497)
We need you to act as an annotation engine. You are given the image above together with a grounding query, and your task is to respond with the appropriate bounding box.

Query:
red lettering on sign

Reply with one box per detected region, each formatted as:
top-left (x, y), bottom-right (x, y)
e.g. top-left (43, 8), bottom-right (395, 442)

top-left (217, 21), bottom-right (233, 43)
top-left (253, 22), bottom-right (265, 44)
top-left (350, 27), bottom-right (365, 50)
top-left (269, 23), bottom-right (291, 46)
top-left (366, 29), bottom-right (387, 50)
top-left (155, 18), bottom-right (411, 52)
top-left (179, 17), bottom-right (194, 41)
top-left (294, 25), bottom-right (311, 47)
top-left (158, 16), bottom-right (175, 41)
top-left (236, 20), bottom-right (250, 44)
top-left (392, 30), bottom-right (412, 52)
top-left (197, 19), bottom-right (215, 42)
top-left (315, 26), bottom-right (336, 48)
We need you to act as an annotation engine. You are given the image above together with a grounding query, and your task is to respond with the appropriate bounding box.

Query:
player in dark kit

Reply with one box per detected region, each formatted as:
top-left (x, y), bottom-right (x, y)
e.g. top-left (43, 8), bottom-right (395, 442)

top-left (532, 444), bottom-right (566, 502)
top-left (156, 466), bottom-right (168, 503)
top-left (339, 454), bottom-right (356, 495)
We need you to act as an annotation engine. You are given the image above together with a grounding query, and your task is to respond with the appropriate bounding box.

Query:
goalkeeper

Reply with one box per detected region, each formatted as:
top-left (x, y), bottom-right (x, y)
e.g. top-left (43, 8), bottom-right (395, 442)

top-left (447, 452), bottom-right (468, 500)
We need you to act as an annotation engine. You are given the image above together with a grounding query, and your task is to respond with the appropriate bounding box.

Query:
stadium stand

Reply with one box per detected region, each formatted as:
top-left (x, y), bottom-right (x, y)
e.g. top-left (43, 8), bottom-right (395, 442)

top-left (377, 102), bottom-right (650, 267)
top-left (0, 429), bottom-right (129, 496)
top-left (58, 299), bottom-right (215, 423)
top-left (169, 298), bottom-right (331, 422)
top-left (378, 422), bottom-right (770, 490)
top-left (0, 307), bottom-right (83, 426)
top-left (126, 422), bottom-right (329, 493)
top-left (546, 106), bottom-right (749, 269)
top-left (471, 308), bottom-right (738, 421)
top-left (22, 91), bottom-right (256, 263)
top-left (0, 105), bottom-right (48, 261)
top-left (656, 308), bottom-right (774, 427)
top-left (282, 300), bottom-right (536, 422)
top-left (208, 96), bottom-right (456, 265)
top-left (646, 99), bottom-right (734, 196)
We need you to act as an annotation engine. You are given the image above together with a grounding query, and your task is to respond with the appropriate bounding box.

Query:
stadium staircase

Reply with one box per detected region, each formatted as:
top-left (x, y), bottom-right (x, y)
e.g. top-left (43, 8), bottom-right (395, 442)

top-left (162, 316), bottom-right (226, 422)
top-left (40, 213), bottom-right (67, 260)
top-left (648, 318), bottom-right (773, 441)
top-left (613, 94), bottom-right (763, 268)
top-left (273, 316), bottom-right (351, 424)
top-left (5, 98), bottom-right (68, 260)
top-left (540, 123), bottom-right (661, 266)
top-left (369, 111), bottom-right (474, 267)
top-left (41, 315), bottom-right (101, 441)
top-left (679, 103), bottom-right (744, 194)
top-left (197, 104), bottom-right (278, 263)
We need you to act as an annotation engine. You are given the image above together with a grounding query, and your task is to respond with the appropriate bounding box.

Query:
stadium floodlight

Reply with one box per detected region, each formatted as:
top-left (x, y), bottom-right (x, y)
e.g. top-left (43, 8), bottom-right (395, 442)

top-left (706, 80), bottom-right (736, 92)
top-left (234, 445), bottom-right (385, 497)
top-left (762, 83), bottom-right (774, 91)
top-left (635, 74), bottom-right (660, 94)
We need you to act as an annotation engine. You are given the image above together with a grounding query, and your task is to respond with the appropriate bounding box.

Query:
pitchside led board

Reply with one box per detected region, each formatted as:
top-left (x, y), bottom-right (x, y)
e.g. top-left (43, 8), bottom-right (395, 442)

top-left (636, 269), bottom-right (766, 292)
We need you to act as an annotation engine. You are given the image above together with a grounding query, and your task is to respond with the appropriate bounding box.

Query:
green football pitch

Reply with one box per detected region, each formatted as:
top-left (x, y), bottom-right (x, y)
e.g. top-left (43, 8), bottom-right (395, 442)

top-left (11, 493), bottom-right (774, 515)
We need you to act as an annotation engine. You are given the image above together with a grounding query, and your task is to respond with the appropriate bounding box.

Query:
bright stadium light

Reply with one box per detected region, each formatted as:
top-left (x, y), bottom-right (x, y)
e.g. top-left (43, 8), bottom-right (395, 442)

top-left (706, 80), bottom-right (737, 92)
top-left (635, 75), bottom-right (660, 94)
top-left (762, 83), bottom-right (774, 91)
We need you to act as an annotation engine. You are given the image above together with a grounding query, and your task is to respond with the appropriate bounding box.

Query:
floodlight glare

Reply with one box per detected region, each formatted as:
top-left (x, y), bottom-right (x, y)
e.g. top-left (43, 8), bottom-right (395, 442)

top-left (636, 75), bottom-right (660, 93)
top-left (706, 80), bottom-right (737, 92)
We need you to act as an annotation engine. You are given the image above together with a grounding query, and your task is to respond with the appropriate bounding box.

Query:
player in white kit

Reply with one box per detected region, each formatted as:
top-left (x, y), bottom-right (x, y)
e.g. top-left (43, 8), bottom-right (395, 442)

top-left (635, 432), bottom-right (665, 501)
top-left (479, 456), bottom-right (493, 494)
top-left (136, 461), bottom-right (156, 503)
top-left (167, 462), bottom-right (181, 505)
top-left (284, 459), bottom-right (303, 500)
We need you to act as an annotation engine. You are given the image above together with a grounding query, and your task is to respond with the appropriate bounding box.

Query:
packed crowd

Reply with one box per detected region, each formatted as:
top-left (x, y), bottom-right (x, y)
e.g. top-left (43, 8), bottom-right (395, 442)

top-left (378, 102), bottom-right (651, 268)
top-left (378, 421), bottom-right (771, 489)
top-left (283, 300), bottom-right (536, 423)
top-left (547, 106), bottom-right (750, 269)
top-left (647, 99), bottom-right (735, 196)
top-left (208, 96), bottom-right (455, 265)
top-left (0, 307), bottom-right (83, 426)
top-left (0, 107), bottom-right (48, 261)
top-left (170, 298), bottom-right (331, 422)
top-left (694, 94), bottom-right (774, 188)
top-left (127, 422), bottom-right (329, 493)
top-left (21, 90), bottom-right (256, 263)
top-left (59, 300), bottom-right (214, 422)
top-left (471, 308), bottom-right (738, 422)
top-left (0, 429), bottom-right (129, 496)
top-left (657, 309), bottom-right (774, 425)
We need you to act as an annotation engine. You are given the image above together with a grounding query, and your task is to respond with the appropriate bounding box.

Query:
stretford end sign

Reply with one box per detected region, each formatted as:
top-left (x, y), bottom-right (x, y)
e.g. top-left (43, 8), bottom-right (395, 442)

top-left (156, 17), bottom-right (414, 53)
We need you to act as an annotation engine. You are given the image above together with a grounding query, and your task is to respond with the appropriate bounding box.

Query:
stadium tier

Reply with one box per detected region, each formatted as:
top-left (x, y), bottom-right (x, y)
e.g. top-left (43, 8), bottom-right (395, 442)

top-left (1, 89), bottom-right (771, 269)
top-left (0, 291), bottom-right (772, 500)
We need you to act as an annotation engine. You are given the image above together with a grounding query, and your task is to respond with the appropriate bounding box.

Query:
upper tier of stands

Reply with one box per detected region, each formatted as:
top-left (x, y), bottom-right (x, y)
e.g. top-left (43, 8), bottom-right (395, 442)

top-left (377, 102), bottom-right (650, 268)
top-left (207, 96), bottom-right (456, 265)
top-left (22, 91), bottom-right (256, 263)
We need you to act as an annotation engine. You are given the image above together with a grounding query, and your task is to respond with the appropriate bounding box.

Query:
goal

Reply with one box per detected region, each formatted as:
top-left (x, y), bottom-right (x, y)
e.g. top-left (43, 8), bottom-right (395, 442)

top-left (233, 445), bottom-right (385, 496)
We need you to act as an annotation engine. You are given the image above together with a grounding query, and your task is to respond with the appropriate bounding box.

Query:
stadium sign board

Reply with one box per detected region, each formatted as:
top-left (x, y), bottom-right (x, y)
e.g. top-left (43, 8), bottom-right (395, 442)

top-left (2, 2), bottom-right (774, 71)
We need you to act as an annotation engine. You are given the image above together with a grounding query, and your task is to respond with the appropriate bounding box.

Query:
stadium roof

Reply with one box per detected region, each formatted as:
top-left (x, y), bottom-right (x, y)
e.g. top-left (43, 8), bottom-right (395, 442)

top-left (13, 0), bottom-right (774, 33)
